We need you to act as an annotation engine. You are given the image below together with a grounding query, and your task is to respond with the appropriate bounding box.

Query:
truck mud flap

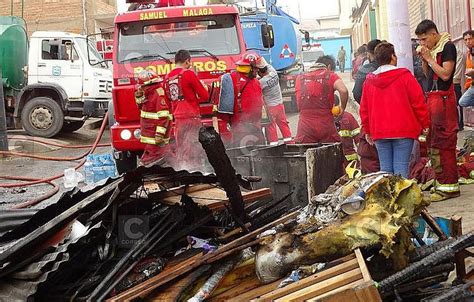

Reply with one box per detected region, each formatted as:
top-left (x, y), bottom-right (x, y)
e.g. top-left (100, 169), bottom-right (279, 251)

top-left (83, 99), bottom-right (109, 117)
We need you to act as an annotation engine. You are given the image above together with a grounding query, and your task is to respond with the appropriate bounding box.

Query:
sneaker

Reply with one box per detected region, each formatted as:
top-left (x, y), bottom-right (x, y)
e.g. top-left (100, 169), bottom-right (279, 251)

top-left (430, 191), bottom-right (460, 202)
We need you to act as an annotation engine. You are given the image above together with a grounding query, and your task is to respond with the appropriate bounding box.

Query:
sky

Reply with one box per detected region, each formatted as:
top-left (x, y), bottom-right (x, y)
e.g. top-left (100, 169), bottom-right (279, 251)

top-left (116, 0), bottom-right (338, 20)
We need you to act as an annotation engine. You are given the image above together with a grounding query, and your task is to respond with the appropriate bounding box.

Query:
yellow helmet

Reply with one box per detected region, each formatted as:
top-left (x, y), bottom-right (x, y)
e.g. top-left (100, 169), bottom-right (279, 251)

top-left (236, 65), bottom-right (252, 74)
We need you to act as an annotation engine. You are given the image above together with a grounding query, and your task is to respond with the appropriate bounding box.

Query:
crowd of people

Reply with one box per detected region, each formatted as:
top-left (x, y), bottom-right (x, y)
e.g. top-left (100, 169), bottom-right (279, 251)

top-left (353, 19), bottom-right (474, 202)
top-left (134, 18), bottom-right (474, 202)
top-left (134, 49), bottom-right (292, 171)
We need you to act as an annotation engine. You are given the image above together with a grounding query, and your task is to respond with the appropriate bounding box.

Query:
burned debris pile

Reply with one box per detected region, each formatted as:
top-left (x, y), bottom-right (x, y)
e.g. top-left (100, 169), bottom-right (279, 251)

top-left (0, 128), bottom-right (472, 301)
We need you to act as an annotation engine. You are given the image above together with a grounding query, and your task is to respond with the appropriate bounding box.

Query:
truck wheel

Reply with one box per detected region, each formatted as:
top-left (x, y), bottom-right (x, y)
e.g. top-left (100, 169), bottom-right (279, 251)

top-left (21, 97), bottom-right (64, 138)
top-left (61, 121), bottom-right (85, 133)
top-left (114, 151), bottom-right (138, 175)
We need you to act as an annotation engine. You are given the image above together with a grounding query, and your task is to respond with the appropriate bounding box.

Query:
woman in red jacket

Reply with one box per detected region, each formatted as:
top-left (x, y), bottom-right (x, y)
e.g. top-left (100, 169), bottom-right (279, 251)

top-left (360, 42), bottom-right (430, 178)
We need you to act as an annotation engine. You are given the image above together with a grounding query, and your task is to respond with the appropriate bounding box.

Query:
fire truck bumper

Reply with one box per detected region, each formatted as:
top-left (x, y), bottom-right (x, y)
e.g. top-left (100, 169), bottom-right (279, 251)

top-left (110, 123), bottom-right (144, 151)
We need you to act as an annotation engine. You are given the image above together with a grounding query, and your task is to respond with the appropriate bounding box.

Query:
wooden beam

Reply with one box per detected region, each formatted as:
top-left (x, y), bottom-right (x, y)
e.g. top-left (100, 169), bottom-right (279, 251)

top-left (306, 280), bottom-right (364, 302)
top-left (274, 268), bottom-right (362, 302)
top-left (451, 215), bottom-right (466, 281)
top-left (199, 126), bottom-right (247, 222)
top-left (232, 279), bottom-right (283, 301)
top-left (158, 185), bottom-right (271, 211)
top-left (354, 249), bottom-right (372, 282)
top-left (256, 258), bottom-right (359, 302)
top-left (107, 211), bottom-right (298, 301)
top-left (421, 209), bottom-right (448, 241)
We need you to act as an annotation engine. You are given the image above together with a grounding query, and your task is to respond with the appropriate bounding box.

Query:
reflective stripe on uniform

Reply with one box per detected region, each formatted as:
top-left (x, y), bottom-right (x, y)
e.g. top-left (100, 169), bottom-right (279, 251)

top-left (434, 181), bottom-right (460, 193)
top-left (140, 110), bottom-right (173, 120)
top-left (135, 95), bottom-right (146, 104)
top-left (140, 136), bottom-right (170, 146)
top-left (345, 153), bottom-right (358, 161)
top-left (339, 128), bottom-right (360, 138)
top-left (470, 170), bottom-right (474, 179)
top-left (339, 130), bottom-right (352, 137)
top-left (156, 87), bottom-right (165, 96)
top-left (156, 126), bottom-right (167, 135)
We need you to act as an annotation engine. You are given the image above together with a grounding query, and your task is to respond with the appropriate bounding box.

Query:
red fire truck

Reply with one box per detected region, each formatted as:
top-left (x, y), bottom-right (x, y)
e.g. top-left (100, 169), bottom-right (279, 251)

top-left (109, 4), bottom-right (246, 172)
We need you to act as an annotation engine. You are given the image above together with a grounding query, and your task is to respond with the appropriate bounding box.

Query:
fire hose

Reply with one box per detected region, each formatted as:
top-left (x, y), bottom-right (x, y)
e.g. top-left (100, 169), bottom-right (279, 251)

top-left (7, 135), bottom-right (110, 149)
top-left (0, 113), bottom-right (110, 208)
top-left (0, 175), bottom-right (60, 209)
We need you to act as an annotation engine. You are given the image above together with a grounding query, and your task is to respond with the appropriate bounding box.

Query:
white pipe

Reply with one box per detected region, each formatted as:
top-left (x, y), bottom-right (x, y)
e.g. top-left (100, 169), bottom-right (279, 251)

top-left (387, 0), bottom-right (413, 73)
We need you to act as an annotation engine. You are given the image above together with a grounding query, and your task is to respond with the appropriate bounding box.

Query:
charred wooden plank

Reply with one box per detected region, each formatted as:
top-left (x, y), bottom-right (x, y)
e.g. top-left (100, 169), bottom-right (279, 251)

top-left (107, 211), bottom-right (298, 301)
top-left (421, 209), bottom-right (448, 241)
top-left (379, 232), bottom-right (474, 293)
top-left (199, 126), bottom-right (248, 223)
top-left (450, 215), bottom-right (467, 281)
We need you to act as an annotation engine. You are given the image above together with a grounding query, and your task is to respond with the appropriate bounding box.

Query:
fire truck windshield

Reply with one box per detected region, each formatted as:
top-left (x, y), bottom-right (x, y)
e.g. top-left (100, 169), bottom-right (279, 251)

top-left (117, 15), bottom-right (240, 63)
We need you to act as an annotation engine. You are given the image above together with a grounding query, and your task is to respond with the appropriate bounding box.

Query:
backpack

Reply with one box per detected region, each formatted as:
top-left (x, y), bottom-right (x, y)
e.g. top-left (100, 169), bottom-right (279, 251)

top-left (300, 68), bottom-right (331, 102)
top-left (164, 69), bottom-right (186, 102)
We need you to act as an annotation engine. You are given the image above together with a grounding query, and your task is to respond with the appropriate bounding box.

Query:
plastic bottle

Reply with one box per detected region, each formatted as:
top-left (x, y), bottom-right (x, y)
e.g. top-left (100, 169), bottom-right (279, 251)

top-left (84, 155), bottom-right (95, 185)
top-left (63, 168), bottom-right (78, 188)
top-left (103, 154), bottom-right (117, 178)
top-left (92, 155), bottom-right (106, 183)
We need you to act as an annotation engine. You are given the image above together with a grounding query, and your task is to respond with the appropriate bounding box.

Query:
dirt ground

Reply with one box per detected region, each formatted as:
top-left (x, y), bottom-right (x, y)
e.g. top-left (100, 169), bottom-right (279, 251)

top-left (0, 71), bottom-right (473, 232)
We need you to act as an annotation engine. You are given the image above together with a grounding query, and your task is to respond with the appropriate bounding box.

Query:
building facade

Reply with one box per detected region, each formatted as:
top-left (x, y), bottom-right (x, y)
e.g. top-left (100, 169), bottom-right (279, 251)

top-left (0, 0), bottom-right (116, 36)
top-left (349, 0), bottom-right (474, 125)
top-left (351, 0), bottom-right (377, 50)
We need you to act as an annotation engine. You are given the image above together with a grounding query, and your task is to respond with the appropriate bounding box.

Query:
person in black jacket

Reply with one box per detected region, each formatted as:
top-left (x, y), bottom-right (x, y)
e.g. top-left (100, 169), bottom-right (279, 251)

top-left (352, 39), bottom-right (382, 103)
top-left (412, 39), bottom-right (427, 90)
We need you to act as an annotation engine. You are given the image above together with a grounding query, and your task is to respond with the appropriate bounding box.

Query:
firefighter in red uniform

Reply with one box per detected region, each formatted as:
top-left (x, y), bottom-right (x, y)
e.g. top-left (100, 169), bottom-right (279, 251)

top-left (165, 49), bottom-right (209, 171)
top-left (220, 51), bottom-right (265, 147)
top-left (335, 110), bottom-right (361, 165)
top-left (294, 55), bottom-right (349, 143)
top-left (416, 20), bottom-right (460, 201)
top-left (135, 70), bottom-right (173, 166)
top-left (357, 128), bottom-right (380, 174)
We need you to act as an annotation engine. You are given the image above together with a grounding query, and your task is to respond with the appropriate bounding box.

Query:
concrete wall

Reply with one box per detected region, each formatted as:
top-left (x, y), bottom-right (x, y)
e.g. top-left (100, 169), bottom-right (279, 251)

top-left (311, 36), bottom-right (353, 69)
top-left (352, 4), bottom-right (371, 49)
top-left (375, 0), bottom-right (389, 41)
top-left (339, 0), bottom-right (358, 33)
top-left (408, 0), bottom-right (431, 37)
top-left (0, 0), bottom-right (116, 36)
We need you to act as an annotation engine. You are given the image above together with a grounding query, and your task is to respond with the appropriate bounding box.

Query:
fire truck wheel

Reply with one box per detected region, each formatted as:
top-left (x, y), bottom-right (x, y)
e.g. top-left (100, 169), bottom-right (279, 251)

top-left (61, 121), bottom-right (85, 133)
top-left (21, 97), bottom-right (64, 138)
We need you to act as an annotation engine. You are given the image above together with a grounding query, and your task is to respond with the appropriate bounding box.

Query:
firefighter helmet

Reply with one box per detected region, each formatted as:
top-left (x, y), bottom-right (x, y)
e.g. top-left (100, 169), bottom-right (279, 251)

top-left (137, 69), bottom-right (160, 85)
top-left (236, 51), bottom-right (261, 67)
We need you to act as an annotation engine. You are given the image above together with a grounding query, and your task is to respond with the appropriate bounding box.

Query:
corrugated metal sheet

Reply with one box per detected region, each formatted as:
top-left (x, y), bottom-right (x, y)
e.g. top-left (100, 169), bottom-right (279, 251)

top-left (0, 223), bottom-right (102, 301)
top-left (0, 166), bottom-right (229, 301)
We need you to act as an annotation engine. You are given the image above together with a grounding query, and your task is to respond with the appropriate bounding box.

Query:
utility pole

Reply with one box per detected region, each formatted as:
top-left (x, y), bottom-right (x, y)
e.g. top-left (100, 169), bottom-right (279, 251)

top-left (387, 0), bottom-right (413, 72)
top-left (0, 69), bottom-right (9, 152)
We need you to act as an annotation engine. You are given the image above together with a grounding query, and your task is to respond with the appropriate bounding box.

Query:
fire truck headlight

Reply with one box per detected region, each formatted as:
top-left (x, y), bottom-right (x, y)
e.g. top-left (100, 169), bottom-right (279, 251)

top-left (120, 129), bottom-right (132, 140)
top-left (133, 129), bottom-right (141, 139)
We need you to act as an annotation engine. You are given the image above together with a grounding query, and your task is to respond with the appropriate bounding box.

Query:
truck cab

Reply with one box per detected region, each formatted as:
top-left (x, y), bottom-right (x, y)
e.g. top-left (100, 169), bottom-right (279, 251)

top-left (15, 31), bottom-right (112, 136)
top-left (110, 5), bottom-right (246, 171)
